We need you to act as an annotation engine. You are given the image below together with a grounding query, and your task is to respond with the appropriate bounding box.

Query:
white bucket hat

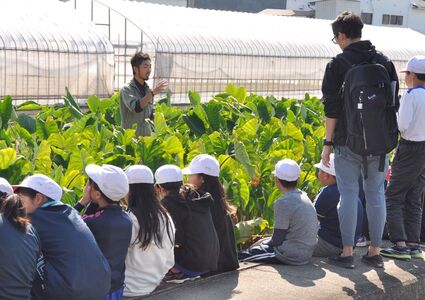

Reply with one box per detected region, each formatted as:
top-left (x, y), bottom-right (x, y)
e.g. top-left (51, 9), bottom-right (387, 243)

top-left (182, 154), bottom-right (220, 177)
top-left (273, 159), bottom-right (301, 181)
top-left (14, 174), bottom-right (63, 201)
top-left (125, 165), bottom-right (154, 184)
top-left (0, 177), bottom-right (13, 196)
top-left (155, 165), bottom-right (183, 184)
top-left (314, 153), bottom-right (336, 176)
top-left (85, 164), bottom-right (129, 201)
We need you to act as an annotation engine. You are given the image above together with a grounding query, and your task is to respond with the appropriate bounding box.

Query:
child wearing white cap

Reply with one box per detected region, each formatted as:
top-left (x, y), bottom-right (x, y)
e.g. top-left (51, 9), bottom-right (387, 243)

top-left (0, 177), bottom-right (13, 204)
top-left (312, 154), bottom-right (364, 260)
top-left (239, 159), bottom-right (318, 265)
top-left (123, 165), bottom-right (175, 297)
top-left (182, 154), bottom-right (239, 273)
top-left (75, 164), bottom-right (132, 299)
top-left (155, 165), bottom-right (219, 283)
top-left (382, 55), bottom-right (425, 260)
top-left (15, 174), bottom-right (111, 299)
top-left (0, 193), bottom-right (40, 299)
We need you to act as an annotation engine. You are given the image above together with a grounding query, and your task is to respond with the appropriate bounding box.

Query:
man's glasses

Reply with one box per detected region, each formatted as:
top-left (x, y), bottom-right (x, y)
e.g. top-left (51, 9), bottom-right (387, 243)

top-left (331, 35), bottom-right (338, 44)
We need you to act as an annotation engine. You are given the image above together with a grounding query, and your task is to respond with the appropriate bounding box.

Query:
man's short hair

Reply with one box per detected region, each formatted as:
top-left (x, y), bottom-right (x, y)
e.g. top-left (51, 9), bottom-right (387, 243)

top-left (131, 52), bottom-right (151, 75)
top-left (277, 178), bottom-right (298, 189)
top-left (332, 11), bottom-right (364, 39)
top-left (415, 73), bottom-right (425, 81)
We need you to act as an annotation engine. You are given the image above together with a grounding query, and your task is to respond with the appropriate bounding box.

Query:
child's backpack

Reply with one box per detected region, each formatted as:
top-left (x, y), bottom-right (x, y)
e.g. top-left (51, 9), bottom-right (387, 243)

top-left (339, 54), bottom-right (398, 177)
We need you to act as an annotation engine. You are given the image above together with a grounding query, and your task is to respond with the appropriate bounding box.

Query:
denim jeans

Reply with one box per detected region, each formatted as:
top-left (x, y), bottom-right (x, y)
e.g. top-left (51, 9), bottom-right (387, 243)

top-left (334, 146), bottom-right (388, 247)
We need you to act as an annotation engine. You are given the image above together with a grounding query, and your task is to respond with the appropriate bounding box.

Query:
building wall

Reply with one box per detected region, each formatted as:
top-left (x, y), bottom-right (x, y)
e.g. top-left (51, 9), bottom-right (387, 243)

top-left (191, 0), bottom-right (287, 13)
top-left (315, 0), bottom-right (360, 20)
top-left (286, 0), bottom-right (425, 34)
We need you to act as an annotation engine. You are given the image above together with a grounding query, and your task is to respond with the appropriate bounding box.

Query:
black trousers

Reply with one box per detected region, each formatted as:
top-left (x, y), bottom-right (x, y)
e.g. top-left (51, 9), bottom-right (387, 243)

top-left (386, 139), bottom-right (425, 244)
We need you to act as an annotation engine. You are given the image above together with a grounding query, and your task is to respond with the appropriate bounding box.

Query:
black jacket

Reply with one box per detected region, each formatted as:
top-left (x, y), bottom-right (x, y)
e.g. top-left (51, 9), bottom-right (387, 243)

top-left (162, 189), bottom-right (219, 273)
top-left (322, 40), bottom-right (399, 146)
top-left (209, 198), bottom-right (239, 272)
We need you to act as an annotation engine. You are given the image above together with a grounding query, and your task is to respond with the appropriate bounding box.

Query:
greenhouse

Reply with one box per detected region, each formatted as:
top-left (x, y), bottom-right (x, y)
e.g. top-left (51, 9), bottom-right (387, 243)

top-left (0, 0), bottom-right (114, 104)
top-left (3, 0), bottom-right (425, 104)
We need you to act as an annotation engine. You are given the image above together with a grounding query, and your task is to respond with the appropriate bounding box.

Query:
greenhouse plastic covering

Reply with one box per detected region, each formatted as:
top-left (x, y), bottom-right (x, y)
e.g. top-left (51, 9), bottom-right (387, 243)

top-left (96, 0), bottom-right (425, 102)
top-left (0, 0), bottom-right (114, 104)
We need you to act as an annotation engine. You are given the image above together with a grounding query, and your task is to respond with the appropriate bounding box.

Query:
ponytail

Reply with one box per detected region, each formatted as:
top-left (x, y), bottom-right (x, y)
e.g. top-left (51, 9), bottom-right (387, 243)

top-left (1, 194), bottom-right (30, 234)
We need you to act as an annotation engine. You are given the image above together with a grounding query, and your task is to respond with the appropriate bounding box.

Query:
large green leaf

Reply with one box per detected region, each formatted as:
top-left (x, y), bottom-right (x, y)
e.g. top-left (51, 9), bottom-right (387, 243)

top-left (34, 140), bottom-right (52, 174)
top-left (235, 218), bottom-right (269, 244)
top-left (182, 113), bottom-right (206, 136)
top-left (17, 114), bottom-right (36, 133)
top-left (154, 112), bottom-right (169, 136)
top-left (188, 91), bottom-right (201, 106)
top-left (16, 100), bottom-right (42, 111)
top-left (234, 141), bottom-right (256, 179)
top-left (0, 96), bottom-right (13, 130)
top-left (87, 95), bottom-right (101, 113)
top-left (0, 148), bottom-right (17, 170)
top-left (203, 100), bottom-right (222, 131)
top-left (63, 87), bottom-right (84, 119)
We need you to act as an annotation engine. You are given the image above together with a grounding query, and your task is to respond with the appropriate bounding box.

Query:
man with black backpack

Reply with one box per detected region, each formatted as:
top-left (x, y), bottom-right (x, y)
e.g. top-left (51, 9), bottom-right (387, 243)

top-left (321, 11), bottom-right (399, 269)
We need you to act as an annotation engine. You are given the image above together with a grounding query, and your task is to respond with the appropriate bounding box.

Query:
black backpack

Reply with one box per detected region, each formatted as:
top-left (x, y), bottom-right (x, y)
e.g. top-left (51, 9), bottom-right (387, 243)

top-left (339, 55), bottom-right (398, 177)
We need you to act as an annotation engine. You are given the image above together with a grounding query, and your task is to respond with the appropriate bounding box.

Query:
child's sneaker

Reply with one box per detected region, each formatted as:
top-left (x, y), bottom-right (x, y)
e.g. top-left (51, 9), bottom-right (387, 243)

top-left (407, 245), bottom-right (423, 259)
top-left (380, 245), bottom-right (411, 260)
top-left (163, 270), bottom-right (200, 284)
top-left (356, 236), bottom-right (370, 247)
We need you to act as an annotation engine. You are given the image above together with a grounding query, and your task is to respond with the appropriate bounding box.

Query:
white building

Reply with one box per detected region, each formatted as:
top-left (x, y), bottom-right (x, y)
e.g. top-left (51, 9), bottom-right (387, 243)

top-left (286, 0), bottom-right (425, 34)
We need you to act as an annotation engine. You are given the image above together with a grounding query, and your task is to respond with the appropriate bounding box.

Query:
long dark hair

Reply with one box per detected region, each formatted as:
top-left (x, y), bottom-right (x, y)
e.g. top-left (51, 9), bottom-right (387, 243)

top-left (199, 174), bottom-right (236, 215)
top-left (128, 183), bottom-right (173, 249)
top-left (1, 194), bottom-right (30, 234)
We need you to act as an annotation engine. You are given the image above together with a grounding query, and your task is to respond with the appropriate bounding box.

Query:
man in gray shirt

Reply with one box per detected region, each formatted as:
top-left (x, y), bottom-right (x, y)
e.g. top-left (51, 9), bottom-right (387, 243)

top-left (120, 52), bottom-right (168, 137)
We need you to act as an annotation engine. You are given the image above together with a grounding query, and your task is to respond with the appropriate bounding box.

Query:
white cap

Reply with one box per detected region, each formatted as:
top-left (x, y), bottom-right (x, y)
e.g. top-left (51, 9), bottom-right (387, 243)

top-left (125, 165), bottom-right (154, 184)
top-left (314, 153), bottom-right (336, 176)
top-left (401, 55), bottom-right (425, 74)
top-left (14, 174), bottom-right (62, 201)
top-left (155, 165), bottom-right (183, 184)
top-left (85, 164), bottom-right (129, 201)
top-left (182, 154), bottom-right (220, 177)
top-left (0, 177), bottom-right (13, 196)
top-left (273, 159), bottom-right (301, 181)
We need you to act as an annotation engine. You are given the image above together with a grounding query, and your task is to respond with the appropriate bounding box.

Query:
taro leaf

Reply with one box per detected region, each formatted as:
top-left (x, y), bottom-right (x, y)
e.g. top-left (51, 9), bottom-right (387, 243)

top-left (0, 148), bottom-right (17, 170)
top-left (17, 114), bottom-right (36, 133)
top-left (87, 95), bottom-right (101, 113)
top-left (63, 87), bottom-right (83, 119)
top-left (154, 112), bottom-right (169, 136)
top-left (182, 112), bottom-right (206, 136)
top-left (188, 91), bottom-right (201, 106)
top-left (0, 96), bottom-right (13, 130)
top-left (34, 140), bottom-right (52, 174)
top-left (234, 141), bottom-right (256, 179)
top-left (16, 100), bottom-right (42, 111)
top-left (203, 100), bottom-right (221, 132)
top-left (235, 218), bottom-right (269, 244)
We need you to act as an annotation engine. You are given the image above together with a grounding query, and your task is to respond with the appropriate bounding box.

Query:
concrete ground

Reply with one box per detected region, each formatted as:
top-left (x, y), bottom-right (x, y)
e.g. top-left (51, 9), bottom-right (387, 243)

top-left (142, 243), bottom-right (425, 300)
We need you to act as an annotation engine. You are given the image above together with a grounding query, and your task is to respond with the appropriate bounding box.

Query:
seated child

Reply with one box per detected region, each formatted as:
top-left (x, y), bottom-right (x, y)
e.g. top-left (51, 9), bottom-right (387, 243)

top-left (123, 165), bottom-right (175, 297)
top-left (182, 154), bottom-right (239, 273)
top-left (239, 159), bottom-right (318, 265)
top-left (313, 154), bottom-right (364, 257)
top-left (75, 164), bottom-right (132, 299)
top-left (155, 165), bottom-right (219, 282)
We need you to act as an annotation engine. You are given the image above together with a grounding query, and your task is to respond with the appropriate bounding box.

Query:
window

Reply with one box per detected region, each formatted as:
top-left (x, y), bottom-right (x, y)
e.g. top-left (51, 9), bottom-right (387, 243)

top-left (361, 13), bottom-right (373, 25)
top-left (382, 14), bottom-right (403, 25)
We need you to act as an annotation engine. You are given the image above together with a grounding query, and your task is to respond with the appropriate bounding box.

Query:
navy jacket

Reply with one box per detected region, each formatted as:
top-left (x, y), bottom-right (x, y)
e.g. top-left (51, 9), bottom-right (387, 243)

top-left (29, 204), bottom-right (111, 300)
top-left (315, 184), bottom-right (364, 248)
top-left (77, 203), bottom-right (132, 293)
